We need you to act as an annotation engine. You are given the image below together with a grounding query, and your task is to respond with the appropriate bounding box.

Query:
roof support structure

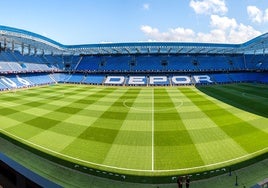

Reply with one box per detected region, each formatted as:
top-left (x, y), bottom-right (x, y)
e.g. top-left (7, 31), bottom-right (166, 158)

top-left (0, 25), bottom-right (268, 56)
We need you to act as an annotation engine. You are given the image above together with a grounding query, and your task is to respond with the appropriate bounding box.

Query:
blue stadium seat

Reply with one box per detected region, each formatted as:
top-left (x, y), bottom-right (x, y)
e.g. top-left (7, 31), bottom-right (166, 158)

top-left (82, 75), bottom-right (105, 85)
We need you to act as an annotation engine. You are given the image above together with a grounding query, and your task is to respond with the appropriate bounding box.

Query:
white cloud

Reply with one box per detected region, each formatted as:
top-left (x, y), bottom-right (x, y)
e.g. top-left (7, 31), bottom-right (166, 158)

top-left (140, 0), bottom-right (262, 43)
top-left (168, 27), bottom-right (195, 41)
top-left (140, 25), bottom-right (159, 38)
top-left (141, 15), bottom-right (261, 43)
top-left (247, 5), bottom-right (268, 23)
top-left (228, 24), bottom-right (261, 43)
top-left (247, 6), bottom-right (263, 23)
top-left (190, 0), bottom-right (228, 15)
top-left (210, 15), bottom-right (237, 30)
top-left (143, 3), bottom-right (150, 10)
top-left (264, 9), bottom-right (268, 22)
top-left (197, 29), bottom-right (226, 43)
top-left (141, 25), bottom-right (195, 42)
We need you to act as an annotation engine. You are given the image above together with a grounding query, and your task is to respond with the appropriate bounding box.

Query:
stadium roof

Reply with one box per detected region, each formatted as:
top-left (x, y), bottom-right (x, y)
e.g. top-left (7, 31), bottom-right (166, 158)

top-left (0, 25), bottom-right (268, 55)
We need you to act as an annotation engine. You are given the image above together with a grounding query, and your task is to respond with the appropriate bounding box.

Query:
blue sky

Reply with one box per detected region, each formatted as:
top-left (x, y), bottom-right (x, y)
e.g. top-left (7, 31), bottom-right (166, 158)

top-left (0, 0), bottom-right (268, 44)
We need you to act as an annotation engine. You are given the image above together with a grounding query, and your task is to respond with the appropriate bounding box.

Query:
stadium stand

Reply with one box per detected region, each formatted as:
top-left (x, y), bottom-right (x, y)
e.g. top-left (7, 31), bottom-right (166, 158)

top-left (74, 54), bottom-right (265, 73)
top-left (22, 73), bottom-right (55, 85)
top-left (210, 73), bottom-right (232, 83)
top-left (0, 25), bottom-right (268, 186)
top-left (1, 52), bottom-right (268, 87)
top-left (76, 55), bottom-right (100, 71)
top-left (64, 73), bottom-right (85, 83)
top-left (52, 73), bottom-right (68, 83)
top-left (82, 74), bottom-right (106, 85)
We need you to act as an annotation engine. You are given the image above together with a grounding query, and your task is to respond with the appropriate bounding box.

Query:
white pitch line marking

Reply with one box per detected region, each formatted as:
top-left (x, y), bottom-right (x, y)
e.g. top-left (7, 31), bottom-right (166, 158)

top-left (122, 98), bottom-right (183, 112)
top-left (241, 92), bottom-right (268, 100)
top-left (152, 88), bottom-right (154, 171)
top-left (0, 128), bottom-right (267, 173)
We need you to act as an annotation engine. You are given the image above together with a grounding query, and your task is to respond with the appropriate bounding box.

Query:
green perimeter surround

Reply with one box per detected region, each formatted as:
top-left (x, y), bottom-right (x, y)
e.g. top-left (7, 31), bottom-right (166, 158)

top-left (0, 83), bottom-right (267, 183)
top-left (1, 137), bottom-right (268, 188)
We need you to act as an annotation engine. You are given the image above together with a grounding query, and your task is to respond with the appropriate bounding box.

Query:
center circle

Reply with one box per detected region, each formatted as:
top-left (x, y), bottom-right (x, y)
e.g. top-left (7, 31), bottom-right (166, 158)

top-left (123, 98), bottom-right (183, 112)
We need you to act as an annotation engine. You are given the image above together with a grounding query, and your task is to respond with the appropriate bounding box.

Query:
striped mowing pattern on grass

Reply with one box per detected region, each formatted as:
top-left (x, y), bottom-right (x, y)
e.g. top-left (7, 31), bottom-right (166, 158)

top-left (0, 84), bottom-right (267, 176)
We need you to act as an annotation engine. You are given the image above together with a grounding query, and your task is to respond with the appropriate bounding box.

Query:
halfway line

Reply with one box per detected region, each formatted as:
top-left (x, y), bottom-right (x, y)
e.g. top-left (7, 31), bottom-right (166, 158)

top-left (151, 88), bottom-right (154, 171)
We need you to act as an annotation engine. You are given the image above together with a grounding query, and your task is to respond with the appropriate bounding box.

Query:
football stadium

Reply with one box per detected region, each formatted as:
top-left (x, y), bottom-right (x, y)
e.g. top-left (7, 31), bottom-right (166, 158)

top-left (0, 25), bottom-right (267, 188)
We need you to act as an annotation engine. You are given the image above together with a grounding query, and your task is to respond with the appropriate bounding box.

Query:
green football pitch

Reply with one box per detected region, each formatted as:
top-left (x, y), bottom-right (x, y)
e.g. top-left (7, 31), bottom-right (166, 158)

top-left (0, 83), bottom-right (267, 178)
